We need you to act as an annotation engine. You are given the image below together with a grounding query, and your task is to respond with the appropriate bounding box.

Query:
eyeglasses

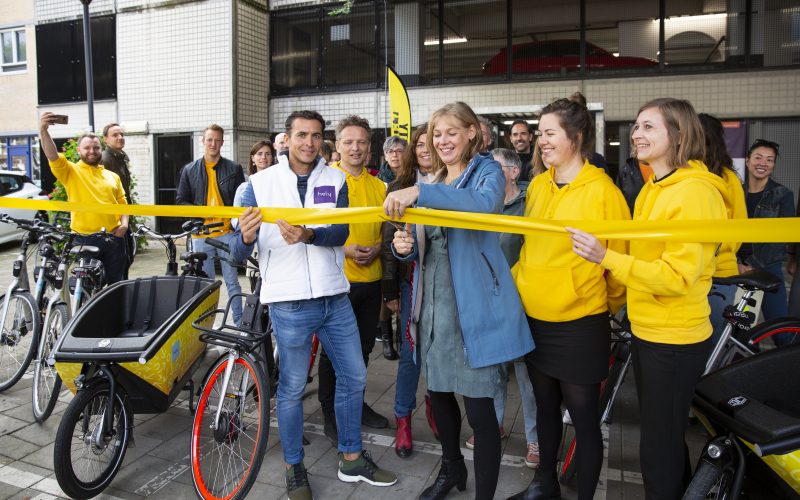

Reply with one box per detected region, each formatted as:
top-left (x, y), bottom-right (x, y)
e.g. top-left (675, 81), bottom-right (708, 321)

top-left (385, 149), bottom-right (404, 155)
top-left (750, 139), bottom-right (779, 153)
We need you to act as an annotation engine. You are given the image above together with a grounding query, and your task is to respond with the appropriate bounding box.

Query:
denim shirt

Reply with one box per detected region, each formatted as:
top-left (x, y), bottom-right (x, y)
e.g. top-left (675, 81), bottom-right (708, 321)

top-left (738, 178), bottom-right (795, 268)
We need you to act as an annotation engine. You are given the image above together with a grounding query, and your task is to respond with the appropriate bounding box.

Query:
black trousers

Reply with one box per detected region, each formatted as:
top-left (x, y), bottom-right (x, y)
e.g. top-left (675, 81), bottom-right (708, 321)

top-left (318, 280), bottom-right (381, 417)
top-left (631, 335), bottom-right (711, 500)
top-left (429, 391), bottom-right (500, 500)
top-left (74, 233), bottom-right (126, 285)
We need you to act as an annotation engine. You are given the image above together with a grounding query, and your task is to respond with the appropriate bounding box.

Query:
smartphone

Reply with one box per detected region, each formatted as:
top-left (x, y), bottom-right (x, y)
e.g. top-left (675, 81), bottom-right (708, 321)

top-left (51, 114), bottom-right (69, 125)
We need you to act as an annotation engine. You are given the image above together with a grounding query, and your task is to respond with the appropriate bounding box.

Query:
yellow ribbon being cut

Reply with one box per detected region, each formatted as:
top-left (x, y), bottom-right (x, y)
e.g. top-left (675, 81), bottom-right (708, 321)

top-left (1, 197), bottom-right (798, 243)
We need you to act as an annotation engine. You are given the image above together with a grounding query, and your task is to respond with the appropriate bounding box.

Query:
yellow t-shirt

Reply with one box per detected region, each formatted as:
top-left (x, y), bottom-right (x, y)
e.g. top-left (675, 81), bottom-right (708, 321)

top-left (48, 154), bottom-right (127, 235)
top-left (331, 162), bottom-right (386, 283)
top-left (194, 161), bottom-right (231, 238)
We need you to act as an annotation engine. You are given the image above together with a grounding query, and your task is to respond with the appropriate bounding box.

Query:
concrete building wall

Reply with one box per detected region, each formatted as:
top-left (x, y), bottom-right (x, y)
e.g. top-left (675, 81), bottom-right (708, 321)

top-left (269, 67), bottom-right (800, 129)
top-left (1, 0), bottom-right (38, 135)
top-left (35, 0), bottom-right (113, 24)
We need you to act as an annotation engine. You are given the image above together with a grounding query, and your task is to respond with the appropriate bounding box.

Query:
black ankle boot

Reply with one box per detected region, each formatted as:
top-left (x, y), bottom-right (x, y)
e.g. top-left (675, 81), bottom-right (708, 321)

top-left (380, 320), bottom-right (398, 360)
top-left (420, 457), bottom-right (467, 500)
top-left (507, 469), bottom-right (561, 500)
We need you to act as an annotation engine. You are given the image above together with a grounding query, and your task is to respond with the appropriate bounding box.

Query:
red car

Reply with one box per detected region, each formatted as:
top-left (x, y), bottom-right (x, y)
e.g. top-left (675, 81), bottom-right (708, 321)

top-left (482, 39), bottom-right (658, 75)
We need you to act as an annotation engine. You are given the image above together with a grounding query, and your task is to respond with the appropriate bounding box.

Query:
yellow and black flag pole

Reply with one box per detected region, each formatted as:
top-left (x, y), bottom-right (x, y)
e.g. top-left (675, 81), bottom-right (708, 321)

top-left (387, 66), bottom-right (412, 142)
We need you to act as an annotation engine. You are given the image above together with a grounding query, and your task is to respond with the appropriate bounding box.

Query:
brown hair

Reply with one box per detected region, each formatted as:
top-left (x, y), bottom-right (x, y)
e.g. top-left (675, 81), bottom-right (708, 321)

top-left (530, 141), bottom-right (547, 179)
top-left (391, 123), bottom-right (428, 190)
top-left (427, 102), bottom-right (482, 175)
top-left (335, 115), bottom-right (371, 140)
top-left (102, 123), bottom-right (121, 138)
top-left (698, 113), bottom-right (733, 177)
top-left (634, 98), bottom-right (705, 168)
top-left (538, 92), bottom-right (595, 160)
top-left (76, 132), bottom-right (100, 147)
top-left (203, 124), bottom-right (224, 137)
top-left (320, 140), bottom-right (335, 163)
top-left (247, 140), bottom-right (276, 175)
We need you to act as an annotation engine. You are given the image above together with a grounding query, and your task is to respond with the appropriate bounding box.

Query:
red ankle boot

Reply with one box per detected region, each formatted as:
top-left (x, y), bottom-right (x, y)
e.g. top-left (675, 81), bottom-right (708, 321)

top-left (395, 415), bottom-right (413, 458)
top-left (425, 394), bottom-right (440, 441)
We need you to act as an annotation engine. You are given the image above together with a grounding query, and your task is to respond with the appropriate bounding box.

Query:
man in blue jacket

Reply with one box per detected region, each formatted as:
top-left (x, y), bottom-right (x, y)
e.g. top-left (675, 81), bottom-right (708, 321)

top-left (176, 124), bottom-right (245, 324)
top-left (231, 110), bottom-right (397, 500)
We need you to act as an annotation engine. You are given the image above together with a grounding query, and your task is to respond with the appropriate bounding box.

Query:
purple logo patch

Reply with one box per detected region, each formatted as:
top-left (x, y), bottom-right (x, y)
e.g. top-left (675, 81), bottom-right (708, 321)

top-left (314, 185), bottom-right (336, 204)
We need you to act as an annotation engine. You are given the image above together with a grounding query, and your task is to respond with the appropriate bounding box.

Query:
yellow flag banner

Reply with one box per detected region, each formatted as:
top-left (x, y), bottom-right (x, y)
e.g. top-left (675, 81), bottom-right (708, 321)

top-left (388, 66), bottom-right (412, 142)
top-left (2, 197), bottom-right (799, 243)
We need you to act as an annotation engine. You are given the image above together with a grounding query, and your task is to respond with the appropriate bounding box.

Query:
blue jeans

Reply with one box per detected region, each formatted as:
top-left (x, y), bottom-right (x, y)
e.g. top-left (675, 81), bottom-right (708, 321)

top-left (708, 283), bottom-right (737, 345)
top-left (394, 280), bottom-right (421, 417)
top-left (269, 293), bottom-right (366, 464)
top-left (760, 262), bottom-right (792, 346)
top-left (494, 360), bottom-right (538, 443)
top-left (192, 233), bottom-right (242, 325)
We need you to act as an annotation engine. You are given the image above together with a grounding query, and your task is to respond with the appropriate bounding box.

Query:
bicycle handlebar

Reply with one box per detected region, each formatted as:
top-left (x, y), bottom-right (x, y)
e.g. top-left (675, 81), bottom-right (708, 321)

top-left (205, 237), bottom-right (259, 269)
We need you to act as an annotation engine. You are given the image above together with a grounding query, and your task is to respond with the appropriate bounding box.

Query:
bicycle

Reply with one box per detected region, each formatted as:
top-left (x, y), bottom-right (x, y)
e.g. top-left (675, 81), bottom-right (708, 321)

top-left (558, 268), bottom-right (798, 486)
top-left (683, 270), bottom-right (800, 499)
top-left (32, 226), bottom-right (113, 422)
top-left (49, 221), bottom-right (223, 499)
top-left (0, 214), bottom-right (47, 392)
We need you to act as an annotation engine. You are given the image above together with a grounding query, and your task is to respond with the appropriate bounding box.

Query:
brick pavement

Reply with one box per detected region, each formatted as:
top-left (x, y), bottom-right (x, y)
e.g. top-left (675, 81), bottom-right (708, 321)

top-left (0, 238), bottom-right (692, 499)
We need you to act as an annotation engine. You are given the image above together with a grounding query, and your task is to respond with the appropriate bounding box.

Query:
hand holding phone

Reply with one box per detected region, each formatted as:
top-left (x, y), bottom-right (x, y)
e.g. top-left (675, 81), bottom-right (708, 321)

top-left (51, 114), bottom-right (69, 125)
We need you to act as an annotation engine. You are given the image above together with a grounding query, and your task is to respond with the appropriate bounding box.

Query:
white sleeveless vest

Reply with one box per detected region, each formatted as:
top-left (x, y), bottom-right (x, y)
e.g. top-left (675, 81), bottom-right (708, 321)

top-left (249, 156), bottom-right (350, 303)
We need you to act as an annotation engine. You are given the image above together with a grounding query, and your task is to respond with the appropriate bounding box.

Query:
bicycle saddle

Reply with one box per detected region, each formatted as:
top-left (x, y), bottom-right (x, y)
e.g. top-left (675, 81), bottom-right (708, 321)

top-left (69, 245), bottom-right (100, 257)
top-left (712, 268), bottom-right (782, 293)
top-left (693, 343), bottom-right (800, 456)
top-left (181, 251), bottom-right (208, 262)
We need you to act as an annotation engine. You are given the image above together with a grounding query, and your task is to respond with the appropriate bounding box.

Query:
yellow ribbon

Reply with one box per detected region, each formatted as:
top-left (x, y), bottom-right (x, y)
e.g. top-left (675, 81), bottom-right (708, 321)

top-left (1, 197), bottom-right (798, 243)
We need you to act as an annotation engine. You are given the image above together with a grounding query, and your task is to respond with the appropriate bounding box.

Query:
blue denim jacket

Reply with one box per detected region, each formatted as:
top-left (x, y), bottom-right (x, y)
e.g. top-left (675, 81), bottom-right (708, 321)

top-left (740, 178), bottom-right (796, 267)
top-left (396, 153), bottom-right (534, 368)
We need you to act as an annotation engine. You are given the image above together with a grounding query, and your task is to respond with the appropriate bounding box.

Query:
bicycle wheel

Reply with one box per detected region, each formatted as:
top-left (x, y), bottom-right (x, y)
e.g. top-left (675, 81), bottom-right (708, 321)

top-left (682, 459), bottom-right (736, 500)
top-left (32, 303), bottom-right (66, 422)
top-left (559, 435), bottom-right (578, 484)
top-left (748, 318), bottom-right (800, 347)
top-left (53, 382), bottom-right (130, 499)
top-left (0, 291), bottom-right (40, 392)
top-left (599, 342), bottom-right (630, 425)
top-left (191, 352), bottom-right (269, 500)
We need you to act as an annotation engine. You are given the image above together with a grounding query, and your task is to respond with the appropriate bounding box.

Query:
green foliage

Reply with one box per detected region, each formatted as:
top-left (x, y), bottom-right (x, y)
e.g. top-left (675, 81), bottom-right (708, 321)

top-left (328, 0), bottom-right (354, 16)
top-left (49, 135), bottom-right (147, 251)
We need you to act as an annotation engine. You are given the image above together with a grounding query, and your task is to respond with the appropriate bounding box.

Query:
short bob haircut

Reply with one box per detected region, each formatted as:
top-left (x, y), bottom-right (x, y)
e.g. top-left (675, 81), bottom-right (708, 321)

top-left (634, 98), bottom-right (705, 169)
top-left (427, 101), bottom-right (482, 174)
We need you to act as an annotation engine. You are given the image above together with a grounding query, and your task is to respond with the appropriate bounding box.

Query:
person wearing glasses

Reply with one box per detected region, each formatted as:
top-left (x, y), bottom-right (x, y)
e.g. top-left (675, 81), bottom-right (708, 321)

top-left (737, 139), bottom-right (796, 345)
top-left (378, 136), bottom-right (408, 183)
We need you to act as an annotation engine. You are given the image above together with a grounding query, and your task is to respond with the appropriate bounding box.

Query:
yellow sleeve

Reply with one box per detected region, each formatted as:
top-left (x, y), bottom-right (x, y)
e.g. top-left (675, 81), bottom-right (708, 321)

top-left (601, 183), bottom-right (725, 297)
top-left (48, 154), bottom-right (72, 184)
top-left (604, 188), bottom-right (630, 313)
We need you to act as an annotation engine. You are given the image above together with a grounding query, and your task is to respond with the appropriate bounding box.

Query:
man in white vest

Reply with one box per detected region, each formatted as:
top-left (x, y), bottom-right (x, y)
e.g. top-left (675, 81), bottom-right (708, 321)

top-left (232, 110), bottom-right (397, 500)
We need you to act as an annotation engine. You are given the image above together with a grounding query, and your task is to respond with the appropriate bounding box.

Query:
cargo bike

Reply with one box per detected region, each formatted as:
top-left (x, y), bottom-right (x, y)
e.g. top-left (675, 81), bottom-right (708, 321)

top-left (49, 221), bottom-right (223, 499)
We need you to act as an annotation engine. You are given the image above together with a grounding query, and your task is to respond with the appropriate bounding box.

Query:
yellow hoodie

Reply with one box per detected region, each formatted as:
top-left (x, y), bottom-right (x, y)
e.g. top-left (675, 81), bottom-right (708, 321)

top-left (331, 162), bottom-right (387, 283)
top-left (714, 168), bottom-right (747, 277)
top-left (600, 161), bottom-right (729, 344)
top-left (513, 160), bottom-right (630, 322)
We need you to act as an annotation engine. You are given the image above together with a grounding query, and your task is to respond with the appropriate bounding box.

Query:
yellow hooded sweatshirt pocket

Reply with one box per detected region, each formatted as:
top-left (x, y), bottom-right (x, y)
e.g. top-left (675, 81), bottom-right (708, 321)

top-left (600, 161), bottom-right (729, 344)
top-left (513, 161), bottom-right (630, 322)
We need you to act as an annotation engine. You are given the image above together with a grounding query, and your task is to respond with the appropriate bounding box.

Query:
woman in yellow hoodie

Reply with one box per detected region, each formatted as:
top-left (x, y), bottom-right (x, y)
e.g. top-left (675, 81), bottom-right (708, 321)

top-left (508, 94), bottom-right (630, 500)
top-left (569, 98), bottom-right (729, 500)
top-left (698, 113), bottom-right (747, 343)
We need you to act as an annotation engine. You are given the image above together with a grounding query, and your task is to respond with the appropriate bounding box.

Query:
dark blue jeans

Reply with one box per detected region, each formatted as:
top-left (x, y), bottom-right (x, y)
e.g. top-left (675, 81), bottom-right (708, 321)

top-left (394, 280), bottom-right (421, 417)
top-left (74, 233), bottom-right (126, 285)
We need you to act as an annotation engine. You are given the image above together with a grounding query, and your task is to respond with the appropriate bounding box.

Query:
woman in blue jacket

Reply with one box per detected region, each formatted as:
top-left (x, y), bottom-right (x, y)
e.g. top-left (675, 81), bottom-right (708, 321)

top-left (385, 101), bottom-right (534, 500)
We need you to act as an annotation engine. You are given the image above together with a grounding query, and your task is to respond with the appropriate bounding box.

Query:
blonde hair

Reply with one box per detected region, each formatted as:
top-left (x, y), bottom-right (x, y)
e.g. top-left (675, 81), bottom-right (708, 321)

top-left (427, 102), bottom-right (483, 176)
top-left (634, 98), bottom-right (705, 168)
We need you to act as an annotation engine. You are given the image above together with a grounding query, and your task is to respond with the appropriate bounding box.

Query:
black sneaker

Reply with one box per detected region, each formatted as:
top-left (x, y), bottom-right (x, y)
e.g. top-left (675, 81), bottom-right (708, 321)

top-left (338, 450), bottom-right (397, 486)
top-left (323, 417), bottom-right (338, 448)
top-left (286, 462), bottom-right (313, 500)
top-left (362, 403), bottom-right (389, 429)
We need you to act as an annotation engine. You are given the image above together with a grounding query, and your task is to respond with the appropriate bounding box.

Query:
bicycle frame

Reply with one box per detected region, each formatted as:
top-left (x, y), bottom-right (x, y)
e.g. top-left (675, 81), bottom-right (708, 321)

top-left (703, 289), bottom-right (759, 375)
top-left (0, 231), bottom-right (35, 327)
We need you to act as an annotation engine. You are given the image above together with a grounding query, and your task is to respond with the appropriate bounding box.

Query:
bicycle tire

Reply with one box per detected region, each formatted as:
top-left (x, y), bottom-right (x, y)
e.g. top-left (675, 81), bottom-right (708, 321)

top-left (53, 382), bottom-right (130, 499)
top-left (559, 435), bottom-right (578, 484)
top-left (747, 318), bottom-right (800, 347)
top-left (599, 342), bottom-right (630, 425)
top-left (191, 352), bottom-right (269, 500)
top-left (32, 303), bottom-right (67, 422)
top-left (682, 459), bottom-right (736, 500)
top-left (0, 291), bottom-right (40, 392)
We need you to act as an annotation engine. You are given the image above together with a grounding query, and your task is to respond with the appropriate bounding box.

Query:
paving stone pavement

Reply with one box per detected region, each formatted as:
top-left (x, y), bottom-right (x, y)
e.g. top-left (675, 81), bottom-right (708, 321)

top-left (0, 239), bottom-right (708, 499)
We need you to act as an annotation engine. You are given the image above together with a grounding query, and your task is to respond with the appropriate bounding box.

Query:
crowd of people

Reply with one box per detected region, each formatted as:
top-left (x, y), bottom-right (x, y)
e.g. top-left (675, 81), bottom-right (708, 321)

top-left (36, 91), bottom-right (799, 500)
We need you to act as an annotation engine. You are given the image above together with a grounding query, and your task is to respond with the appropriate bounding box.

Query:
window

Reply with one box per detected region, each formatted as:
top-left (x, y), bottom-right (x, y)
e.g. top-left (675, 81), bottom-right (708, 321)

top-left (0, 174), bottom-right (23, 196)
top-left (1, 27), bottom-right (26, 73)
top-left (36, 15), bottom-right (116, 104)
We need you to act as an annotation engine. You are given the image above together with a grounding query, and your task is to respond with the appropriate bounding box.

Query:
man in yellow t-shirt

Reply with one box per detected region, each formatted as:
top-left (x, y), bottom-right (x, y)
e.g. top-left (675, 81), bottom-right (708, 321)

top-left (176, 124), bottom-right (245, 324)
top-left (39, 112), bottom-right (129, 284)
top-left (318, 116), bottom-right (389, 443)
